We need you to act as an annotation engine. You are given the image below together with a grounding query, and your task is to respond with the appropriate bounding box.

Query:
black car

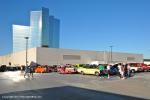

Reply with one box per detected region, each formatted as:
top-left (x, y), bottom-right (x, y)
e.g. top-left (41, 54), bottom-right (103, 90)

top-left (109, 64), bottom-right (119, 75)
top-left (0, 65), bottom-right (7, 72)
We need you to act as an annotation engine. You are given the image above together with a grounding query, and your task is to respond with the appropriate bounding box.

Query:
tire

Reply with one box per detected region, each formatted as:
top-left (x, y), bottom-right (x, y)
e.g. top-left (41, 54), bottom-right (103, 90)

top-left (81, 71), bottom-right (84, 75)
top-left (95, 71), bottom-right (99, 76)
top-left (130, 71), bottom-right (135, 77)
top-left (131, 69), bottom-right (135, 73)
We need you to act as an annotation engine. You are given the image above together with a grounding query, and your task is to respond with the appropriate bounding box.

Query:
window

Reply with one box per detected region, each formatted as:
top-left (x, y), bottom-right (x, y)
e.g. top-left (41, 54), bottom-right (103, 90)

top-left (63, 55), bottom-right (81, 60)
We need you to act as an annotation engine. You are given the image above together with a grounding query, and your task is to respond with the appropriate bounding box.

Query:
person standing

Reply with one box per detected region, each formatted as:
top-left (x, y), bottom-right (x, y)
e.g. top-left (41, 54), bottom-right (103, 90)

top-left (29, 66), bottom-right (34, 78)
top-left (29, 61), bottom-right (37, 78)
top-left (99, 64), bottom-right (105, 78)
top-left (24, 66), bottom-right (30, 78)
top-left (127, 64), bottom-right (131, 77)
top-left (117, 63), bottom-right (121, 78)
top-left (121, 64), bottom-right (125, 79)
top-left (107, 64), bottom-right (111, 79)
top-left (118, 63), bottom-right (125, 79)
top-left (124, 64), bottom-right (128, 78)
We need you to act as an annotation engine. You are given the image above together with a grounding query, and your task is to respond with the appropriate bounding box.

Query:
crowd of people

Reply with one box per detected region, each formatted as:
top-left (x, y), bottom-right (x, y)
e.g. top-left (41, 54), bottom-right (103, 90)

top-left (23, 61), bottom-right (37, 78)
top-left (99, 63), bottom-right (131, 80)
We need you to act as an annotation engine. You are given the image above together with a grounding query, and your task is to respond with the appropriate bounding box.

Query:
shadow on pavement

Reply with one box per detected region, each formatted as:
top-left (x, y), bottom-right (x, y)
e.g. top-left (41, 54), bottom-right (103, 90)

top-left (0, 86), bottom-right (147, 100)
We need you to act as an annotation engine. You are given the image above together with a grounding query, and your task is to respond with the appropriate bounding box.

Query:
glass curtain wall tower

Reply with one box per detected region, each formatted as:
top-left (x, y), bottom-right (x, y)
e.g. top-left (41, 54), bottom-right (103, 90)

top-left (13, 25), bottom-right (31, 52)
top-left (49, 16), bottom-right (60, 48)
top-left (13, 7), bottom-right (60, 52)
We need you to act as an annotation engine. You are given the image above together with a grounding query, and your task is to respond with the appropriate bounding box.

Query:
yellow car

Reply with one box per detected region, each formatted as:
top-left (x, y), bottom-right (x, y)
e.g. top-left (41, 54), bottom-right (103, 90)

top-left (77, 67), bottom-right (100, 76)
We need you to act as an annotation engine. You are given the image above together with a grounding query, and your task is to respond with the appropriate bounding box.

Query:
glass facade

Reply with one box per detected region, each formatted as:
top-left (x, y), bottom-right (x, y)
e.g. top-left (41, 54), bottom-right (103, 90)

top-left (41, 8), bottom-right (50, 47)
top-left (13, 25), bottom-right (31, 52)
top-left (53, 18), bottom-right (60, 48)
top-left (30, 11), bottom-right (42, 48)
top-left (13, 7), bottom-right (60, 52)
top-left (49, 16), bottom-right (60, 48)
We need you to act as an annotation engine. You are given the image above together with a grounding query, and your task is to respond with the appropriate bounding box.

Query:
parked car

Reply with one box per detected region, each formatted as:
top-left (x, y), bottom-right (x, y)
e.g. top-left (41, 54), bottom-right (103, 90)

top-left (46, 65), bottom-right (57, 72)
top-left (129, 63), bottom-right (143, 73)
top-left (57, 65), bottom-right (77, 74)
top-left (0, 65), bottom-right (7, 72)
top-left (109, 64), bottom-right (119, 75)
top-left (34, 66), bottom-right (46, 73)
top-left (74, 64), bottom-right (86, 68)
top-left (77, 65), bottom-right (100, 76)
top-left (6, 66), bottom-right (21, 71)
top-left (140, 63), bottom-right (150, 72)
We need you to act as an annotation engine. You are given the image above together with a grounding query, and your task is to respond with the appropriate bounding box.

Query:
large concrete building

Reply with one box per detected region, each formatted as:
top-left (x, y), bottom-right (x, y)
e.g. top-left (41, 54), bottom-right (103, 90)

top-left (13, 7), bottom-right (60, 52)
top-left (0, 47), bottom-right (143, 66)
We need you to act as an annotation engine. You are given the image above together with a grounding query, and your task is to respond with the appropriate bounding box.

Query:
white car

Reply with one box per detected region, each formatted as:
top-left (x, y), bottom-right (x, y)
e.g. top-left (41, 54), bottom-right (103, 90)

top-left (130, 66), bottom-right (142, 73)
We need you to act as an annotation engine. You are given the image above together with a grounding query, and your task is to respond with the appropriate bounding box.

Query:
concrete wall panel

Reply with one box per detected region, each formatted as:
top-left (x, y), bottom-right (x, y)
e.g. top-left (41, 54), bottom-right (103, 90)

top-left (0, 47), bottom-right (143, 66)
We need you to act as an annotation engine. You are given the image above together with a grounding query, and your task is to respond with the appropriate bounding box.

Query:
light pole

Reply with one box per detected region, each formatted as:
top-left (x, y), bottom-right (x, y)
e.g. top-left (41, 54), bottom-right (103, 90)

top-left (24, 37), bottom-right (29, 67)
top-left (109, 46), bottom-right (113, 63)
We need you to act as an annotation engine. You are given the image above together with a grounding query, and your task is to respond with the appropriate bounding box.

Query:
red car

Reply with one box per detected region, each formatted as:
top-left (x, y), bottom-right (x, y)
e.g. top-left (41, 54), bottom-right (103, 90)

top-left (46, 66), bottom-right (57, 72)
top-left (57, 66), bottom-right (77, 74)
top-left (130, 63), bottom-right (150, 72)
top-left (140, 63), bottom-right (150, 72)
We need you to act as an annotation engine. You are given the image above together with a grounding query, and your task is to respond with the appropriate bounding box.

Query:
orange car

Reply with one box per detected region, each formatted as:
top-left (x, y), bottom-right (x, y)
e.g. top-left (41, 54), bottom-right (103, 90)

top-left (34, 66), bottom-right (46, 73)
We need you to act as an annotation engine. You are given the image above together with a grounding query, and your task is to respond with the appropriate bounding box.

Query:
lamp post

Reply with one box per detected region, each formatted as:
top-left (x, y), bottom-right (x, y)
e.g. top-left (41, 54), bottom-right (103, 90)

top-left (24, 37), bottom-right (29, 67)
top-left (109, 46), bottom-right (113, 63)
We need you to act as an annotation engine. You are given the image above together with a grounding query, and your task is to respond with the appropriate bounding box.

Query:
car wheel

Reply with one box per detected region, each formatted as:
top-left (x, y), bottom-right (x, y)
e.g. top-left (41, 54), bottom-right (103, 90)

top-left (95, 71), bottom-right (99, 76)
top-left (81, 71), bottom-right (84, 75)
top-left (130, 71), bottom-right (135, 77)
top-left (131, 69), bottom-right (135, 73)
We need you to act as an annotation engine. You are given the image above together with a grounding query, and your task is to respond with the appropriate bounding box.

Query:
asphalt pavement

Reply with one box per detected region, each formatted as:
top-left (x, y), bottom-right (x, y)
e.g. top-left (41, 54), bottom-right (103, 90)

top-left (0, 71), bottom-right (150, 100)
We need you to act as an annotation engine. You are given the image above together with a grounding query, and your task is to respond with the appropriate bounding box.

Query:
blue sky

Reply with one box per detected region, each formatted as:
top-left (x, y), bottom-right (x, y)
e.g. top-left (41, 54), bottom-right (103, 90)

top-left (0, 0), bottom-right (150, 58)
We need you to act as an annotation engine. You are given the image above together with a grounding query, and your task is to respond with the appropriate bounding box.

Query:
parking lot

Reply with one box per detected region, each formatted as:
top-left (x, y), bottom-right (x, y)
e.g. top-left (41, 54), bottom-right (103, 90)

top-left (0, 71), bottom-right (150, 100)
